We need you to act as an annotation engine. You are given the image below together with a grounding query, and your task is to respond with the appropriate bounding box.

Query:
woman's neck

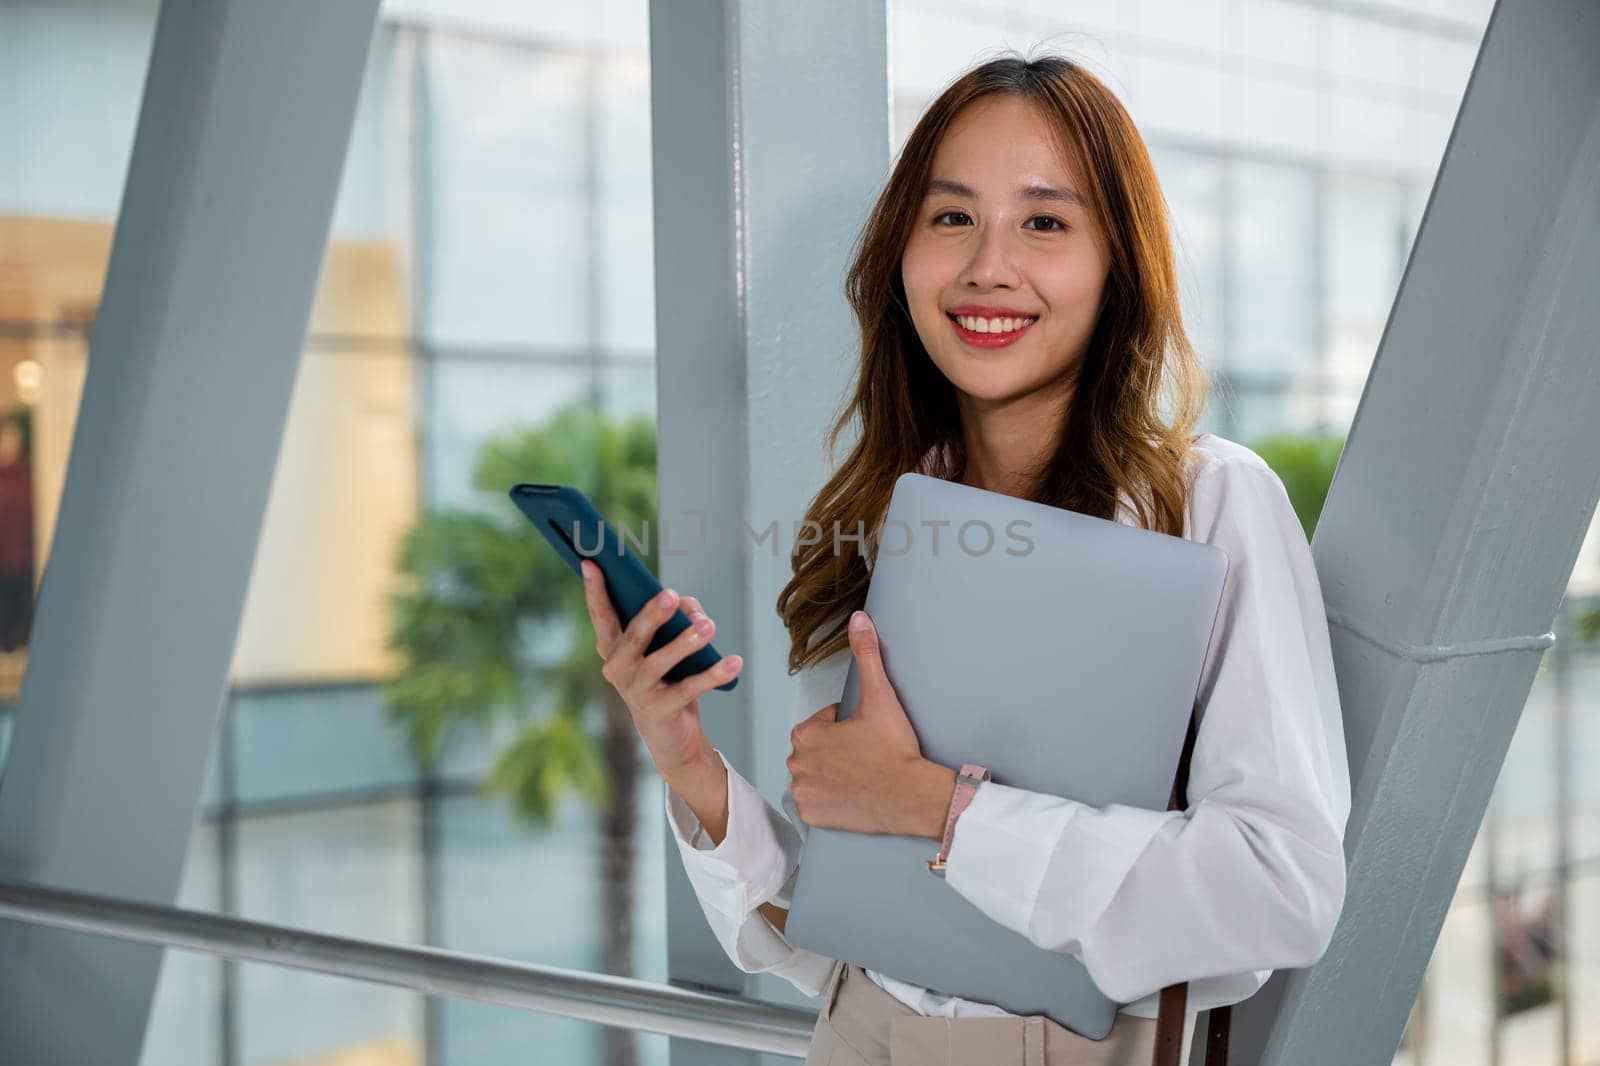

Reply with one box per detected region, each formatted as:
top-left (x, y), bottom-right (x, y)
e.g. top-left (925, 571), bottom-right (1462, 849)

top-left (952, 378), bottom-right (1072, 497)
top-left (955, 420), bottom-right (1062, 497)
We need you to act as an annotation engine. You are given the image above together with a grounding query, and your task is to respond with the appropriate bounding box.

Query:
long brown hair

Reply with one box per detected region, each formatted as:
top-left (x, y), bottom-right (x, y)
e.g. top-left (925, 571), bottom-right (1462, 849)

top-left (776, 52), bottom-right (1210, 674)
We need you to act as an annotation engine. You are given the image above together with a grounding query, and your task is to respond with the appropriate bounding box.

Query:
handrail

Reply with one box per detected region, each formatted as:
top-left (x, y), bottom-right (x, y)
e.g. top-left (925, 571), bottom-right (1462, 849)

top-left (0, 879), bottom-right (816, 1058)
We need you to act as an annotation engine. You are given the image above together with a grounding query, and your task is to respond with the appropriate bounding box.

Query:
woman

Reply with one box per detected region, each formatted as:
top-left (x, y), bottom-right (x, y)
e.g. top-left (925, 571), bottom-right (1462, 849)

top-left (582, 53), bottom-right (1350, 1066)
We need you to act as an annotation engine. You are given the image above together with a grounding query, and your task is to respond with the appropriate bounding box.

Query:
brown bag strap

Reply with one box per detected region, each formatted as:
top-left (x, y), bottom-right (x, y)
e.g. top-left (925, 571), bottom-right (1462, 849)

top-left (1150, 708), bottom-right (1230, 1066)
top-left (1152, 984), bottom-right (1189, 1066)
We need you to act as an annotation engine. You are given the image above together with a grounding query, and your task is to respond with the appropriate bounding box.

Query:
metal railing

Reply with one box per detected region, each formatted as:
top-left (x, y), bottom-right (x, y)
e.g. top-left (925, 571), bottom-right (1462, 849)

top-left (0, 879), bottom-right (817, 1058)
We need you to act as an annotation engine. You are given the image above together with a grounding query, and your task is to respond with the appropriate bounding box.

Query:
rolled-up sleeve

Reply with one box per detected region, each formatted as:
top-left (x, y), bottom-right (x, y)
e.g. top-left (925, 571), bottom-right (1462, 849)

top-left (942, 455), bottom-right (1352, 1008)
top-left (662, 653), bottom-right (852, 997)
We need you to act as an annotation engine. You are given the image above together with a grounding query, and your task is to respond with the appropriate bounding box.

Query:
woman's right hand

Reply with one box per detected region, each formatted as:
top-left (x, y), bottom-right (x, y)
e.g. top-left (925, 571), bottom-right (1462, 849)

top-left (580, 558), bottom-right (744, 781)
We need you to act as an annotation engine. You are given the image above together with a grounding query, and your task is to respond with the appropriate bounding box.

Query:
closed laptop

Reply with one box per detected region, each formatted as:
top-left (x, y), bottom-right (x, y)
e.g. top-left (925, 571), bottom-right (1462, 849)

top-left (784, 471), bottom-right (1229, 1039)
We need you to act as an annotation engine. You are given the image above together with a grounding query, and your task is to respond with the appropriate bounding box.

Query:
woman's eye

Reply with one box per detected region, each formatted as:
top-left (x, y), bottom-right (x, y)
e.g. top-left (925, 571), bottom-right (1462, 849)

top-left (931, 211), bottom-right (1066, 232)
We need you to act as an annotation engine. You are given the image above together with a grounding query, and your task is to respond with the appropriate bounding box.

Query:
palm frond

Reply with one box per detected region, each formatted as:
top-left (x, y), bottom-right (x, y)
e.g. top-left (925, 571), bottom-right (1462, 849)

top-left (382, 398), bottom-right (659, 838)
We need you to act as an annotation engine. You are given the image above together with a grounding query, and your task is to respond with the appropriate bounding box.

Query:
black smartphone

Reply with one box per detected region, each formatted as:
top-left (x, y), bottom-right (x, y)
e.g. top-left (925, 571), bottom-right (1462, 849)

top-left (508, 483), bottom-right (737, 692)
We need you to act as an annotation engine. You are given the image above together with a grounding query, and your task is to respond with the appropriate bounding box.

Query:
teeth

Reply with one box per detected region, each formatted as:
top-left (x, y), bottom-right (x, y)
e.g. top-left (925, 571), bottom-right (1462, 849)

top-left (954, 314), bottom-right (1035, 333)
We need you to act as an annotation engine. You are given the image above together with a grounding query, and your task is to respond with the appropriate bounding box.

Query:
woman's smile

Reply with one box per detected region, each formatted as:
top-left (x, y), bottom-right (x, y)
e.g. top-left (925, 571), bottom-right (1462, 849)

top-left (946, 311), bottom-right (1038, 349)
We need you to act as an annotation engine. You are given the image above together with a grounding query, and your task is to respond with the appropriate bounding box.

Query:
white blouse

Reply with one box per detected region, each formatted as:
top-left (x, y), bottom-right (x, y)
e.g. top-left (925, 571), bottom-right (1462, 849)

top-left (662, 433), bottom-right (1351, 1022)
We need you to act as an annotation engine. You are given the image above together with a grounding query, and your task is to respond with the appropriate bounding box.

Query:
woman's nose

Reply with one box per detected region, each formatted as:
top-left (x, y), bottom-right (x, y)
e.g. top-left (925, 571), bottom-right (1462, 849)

top-left (958, 224), bottom-right (1021, 289)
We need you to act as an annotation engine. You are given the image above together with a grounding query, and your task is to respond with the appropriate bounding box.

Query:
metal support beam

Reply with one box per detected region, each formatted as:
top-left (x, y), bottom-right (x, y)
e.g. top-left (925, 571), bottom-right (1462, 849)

top-left (648, 1), bottom-right (888, 1063)
top-left (1226, 2), bottom-right (1600, 1062)
top-left (0, 1), bottom-right (379, 1063)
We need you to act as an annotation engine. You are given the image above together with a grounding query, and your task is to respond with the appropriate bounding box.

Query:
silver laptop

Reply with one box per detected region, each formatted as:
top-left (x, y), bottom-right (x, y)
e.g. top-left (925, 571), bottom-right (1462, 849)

top-left (783, 471), bottom-right (1229, 1039)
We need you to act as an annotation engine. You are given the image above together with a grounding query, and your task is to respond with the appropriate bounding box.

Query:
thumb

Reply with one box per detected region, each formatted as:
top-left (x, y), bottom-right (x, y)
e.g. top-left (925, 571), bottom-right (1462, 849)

top-left (848, 611), bottom-right (890, 706)
top-left (815, 704), bottom-right (839, 723)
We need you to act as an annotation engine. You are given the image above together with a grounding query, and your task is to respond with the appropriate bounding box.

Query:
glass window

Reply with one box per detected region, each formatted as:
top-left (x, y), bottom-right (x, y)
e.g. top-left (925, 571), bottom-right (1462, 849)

top-left (146, 947), bottom-right (670, 1066)
top-left (0, 0), bottom-right (159, 719)
top-left (1229, 159), bottom-right (1319, 379)
top-left (1570, 514), bottom-right (1600, 596)
top-left (892, 93), bottom-right (927, 157)
top-left (596, 52), bottom-right (656, 355)
top-left (1571, 870), bottom-right (1600, 1062)
top-left (231, 684), bottom-right (422, 806)
top-left (1322, 386), bottom-right (1363, 436)
top-left (1406, 896), bottom-right (1494, 1065)
top-left (0, 0), bottom-right (154, 220)
top-left (177, 15), bottom-right (672, 1065)
top-left (330, 24), bottom-right (404, 241)
top-left (233, 800), bottom-right (425, 1063)
top-left (1492, 874), bottom-right (1563, 1063)
top-left (424, 358), bottom-right (593, 513)
top-left (1481, 658), bottom-right (1567, 1064)
top-left (423, 37), bottom-right (590, 352)
top-left (1492, 662), bottom-right (1559, 885)
top-left (232, 343), bottom-right (419, 687)
top-left (435, 774), bottom-right (669, 1066)
top-left (1325, 172), bottom-right (1407, 386)
top-left (599, 361), bottom-right (656, 423)
top-left (1215, 379), bottom-right (1315, 443)
top-left (1148, 143), bottom-right (1226, 368)
top-left (1568, 652), bottom-right (1600, 864)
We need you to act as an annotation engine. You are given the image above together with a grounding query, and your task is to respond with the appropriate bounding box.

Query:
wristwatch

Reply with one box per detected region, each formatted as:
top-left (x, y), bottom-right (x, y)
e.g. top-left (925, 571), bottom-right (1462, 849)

top-left (926, 763), bottom-right (991, 878)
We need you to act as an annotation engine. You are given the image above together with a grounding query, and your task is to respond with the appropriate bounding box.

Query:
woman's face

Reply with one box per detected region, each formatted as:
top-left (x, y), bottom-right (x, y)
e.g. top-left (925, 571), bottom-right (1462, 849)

top-left (901, 95), bottom-right (1109, 407)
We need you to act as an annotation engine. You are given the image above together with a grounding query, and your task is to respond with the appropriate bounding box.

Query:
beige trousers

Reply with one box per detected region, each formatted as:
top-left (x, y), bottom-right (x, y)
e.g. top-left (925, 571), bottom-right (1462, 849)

top-left (802, 961), bottom-right (1196, 1066)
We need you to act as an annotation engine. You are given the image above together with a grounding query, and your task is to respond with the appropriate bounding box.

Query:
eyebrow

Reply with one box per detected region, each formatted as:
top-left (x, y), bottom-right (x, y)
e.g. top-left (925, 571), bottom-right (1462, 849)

top-left (923, 178), bottom-right (1085, 207)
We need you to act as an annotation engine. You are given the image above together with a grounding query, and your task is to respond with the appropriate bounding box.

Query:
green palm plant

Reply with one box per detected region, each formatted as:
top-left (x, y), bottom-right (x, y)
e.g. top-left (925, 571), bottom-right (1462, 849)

top-left (384, 400), bottom-right (658, 1066)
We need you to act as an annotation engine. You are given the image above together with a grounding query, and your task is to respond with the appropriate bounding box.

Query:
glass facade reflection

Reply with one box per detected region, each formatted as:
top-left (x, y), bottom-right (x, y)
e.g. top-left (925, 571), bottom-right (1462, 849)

top-left (3, 1), bottom-right (1599, 1064)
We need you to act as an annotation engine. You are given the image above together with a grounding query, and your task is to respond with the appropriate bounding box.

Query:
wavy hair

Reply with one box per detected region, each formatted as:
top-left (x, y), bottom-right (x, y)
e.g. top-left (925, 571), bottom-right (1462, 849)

top-left (776, 52), bottom-right (1210, 674)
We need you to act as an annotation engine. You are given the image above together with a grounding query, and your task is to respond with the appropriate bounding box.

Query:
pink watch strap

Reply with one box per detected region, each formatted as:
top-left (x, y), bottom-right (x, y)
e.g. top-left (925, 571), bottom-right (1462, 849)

top-left (926, 763), bottom-right (990, 873)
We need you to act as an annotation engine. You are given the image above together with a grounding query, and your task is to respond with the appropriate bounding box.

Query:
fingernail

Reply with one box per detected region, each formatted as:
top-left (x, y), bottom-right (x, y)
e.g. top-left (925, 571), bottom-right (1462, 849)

top-left (657, 589), bottom-right (675, 608)
top-left (850, 611), bottom-right (869, 631)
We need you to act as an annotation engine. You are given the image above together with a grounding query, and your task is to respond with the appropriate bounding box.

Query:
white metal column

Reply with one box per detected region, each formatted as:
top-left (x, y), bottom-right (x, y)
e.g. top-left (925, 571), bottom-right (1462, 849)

top-left (648, 1), bottom-right (889, 1063)
top-left (1223, 2), bottom-right (1600, 1062)
top-left (0, 1), bottom-right (380, 1062)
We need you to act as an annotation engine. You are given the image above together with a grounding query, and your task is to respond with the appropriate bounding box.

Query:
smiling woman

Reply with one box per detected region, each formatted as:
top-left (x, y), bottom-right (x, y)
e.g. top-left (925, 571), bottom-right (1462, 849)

top-left (588, 49), bottom-right (1349, 1066)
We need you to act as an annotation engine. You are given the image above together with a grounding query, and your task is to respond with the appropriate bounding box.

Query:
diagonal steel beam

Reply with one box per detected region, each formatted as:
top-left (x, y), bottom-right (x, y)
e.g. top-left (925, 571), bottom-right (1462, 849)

top-left (0, 1), bottom-right (379, 1062)
top-left (1222, 2), bottom-right (1600, 1062)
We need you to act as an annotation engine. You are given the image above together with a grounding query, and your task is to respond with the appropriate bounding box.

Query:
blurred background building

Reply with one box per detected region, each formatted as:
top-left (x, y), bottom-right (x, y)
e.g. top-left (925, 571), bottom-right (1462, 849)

top-left (1, 0), bottom-right (1597, 1064)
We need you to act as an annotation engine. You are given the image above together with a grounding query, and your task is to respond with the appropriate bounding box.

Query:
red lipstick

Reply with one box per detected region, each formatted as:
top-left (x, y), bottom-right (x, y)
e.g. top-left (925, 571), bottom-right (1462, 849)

top-left (945, 309), bottom-right (1037, 349)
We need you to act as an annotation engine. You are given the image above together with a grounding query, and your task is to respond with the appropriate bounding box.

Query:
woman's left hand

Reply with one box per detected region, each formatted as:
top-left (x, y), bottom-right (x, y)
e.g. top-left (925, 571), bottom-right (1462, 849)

top-left (787, 610), bottom-right (958, 839)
